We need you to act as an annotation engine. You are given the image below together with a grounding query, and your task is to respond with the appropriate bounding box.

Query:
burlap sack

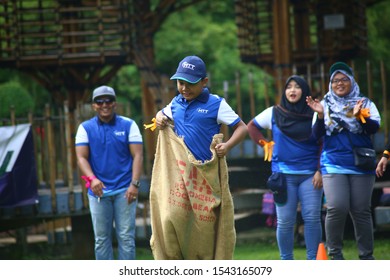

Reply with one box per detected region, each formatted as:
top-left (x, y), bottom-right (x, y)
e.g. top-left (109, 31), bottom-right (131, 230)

top-left (149, 127), bottom-right (236, 260)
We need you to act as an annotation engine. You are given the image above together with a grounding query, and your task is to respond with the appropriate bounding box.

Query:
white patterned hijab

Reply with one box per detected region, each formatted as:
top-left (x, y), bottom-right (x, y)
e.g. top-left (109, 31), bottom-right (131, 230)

top-left (323, 69), bottom-right (371, 135)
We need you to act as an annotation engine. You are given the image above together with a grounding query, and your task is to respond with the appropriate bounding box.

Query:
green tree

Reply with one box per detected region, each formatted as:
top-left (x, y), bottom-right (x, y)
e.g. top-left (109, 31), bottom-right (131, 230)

top-left (0, 68), bottom-right (50, 116)
top-left (110, 65), bottom-right (143, 123)
top-left (0, 81), bottom-right (34, 119)
top-left (367, 0), bottom-right (390, 63)
top-left (153, 1), bottom-right (271, 122)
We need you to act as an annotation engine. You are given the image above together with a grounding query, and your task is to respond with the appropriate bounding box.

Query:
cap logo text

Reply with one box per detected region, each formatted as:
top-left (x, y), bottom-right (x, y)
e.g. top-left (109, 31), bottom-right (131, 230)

top-left (182, 62), bottom-right (195, 70)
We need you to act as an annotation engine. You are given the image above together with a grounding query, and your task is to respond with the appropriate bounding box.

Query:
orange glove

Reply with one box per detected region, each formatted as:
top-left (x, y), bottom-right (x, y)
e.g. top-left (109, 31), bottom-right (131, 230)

top-left (259, 139), bottom-right (275, 162)
top-left (356, 108), bottom-right (370, 123)
top-left (143, 118), bottom-right (157, 131)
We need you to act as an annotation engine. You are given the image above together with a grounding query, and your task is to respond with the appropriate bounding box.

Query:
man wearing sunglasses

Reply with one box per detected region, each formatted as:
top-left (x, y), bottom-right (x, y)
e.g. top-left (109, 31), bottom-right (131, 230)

top-left (75, 85), bottom-right (143, 260)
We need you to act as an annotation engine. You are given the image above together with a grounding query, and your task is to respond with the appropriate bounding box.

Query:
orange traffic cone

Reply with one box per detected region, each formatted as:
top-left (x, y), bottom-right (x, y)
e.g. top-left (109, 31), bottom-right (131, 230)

top-left (316, 242), bottom-right (328, 260)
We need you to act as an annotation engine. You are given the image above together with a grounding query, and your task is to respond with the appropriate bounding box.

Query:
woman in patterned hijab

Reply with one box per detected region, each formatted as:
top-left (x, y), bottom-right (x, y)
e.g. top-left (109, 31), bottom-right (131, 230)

top-left (307, 62), bottom-right (381, 260)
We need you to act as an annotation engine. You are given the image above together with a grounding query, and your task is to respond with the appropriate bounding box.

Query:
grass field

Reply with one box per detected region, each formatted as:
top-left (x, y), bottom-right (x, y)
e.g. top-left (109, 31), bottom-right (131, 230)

top-left (136, 227), bottom-right (390, 260)
top-left (1, 227), bottom-right (389, 260)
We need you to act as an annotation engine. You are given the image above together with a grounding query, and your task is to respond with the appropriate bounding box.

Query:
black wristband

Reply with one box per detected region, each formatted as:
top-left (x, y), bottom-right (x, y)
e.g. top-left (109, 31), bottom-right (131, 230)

top-left (131, 180), bottom-right (141, 189)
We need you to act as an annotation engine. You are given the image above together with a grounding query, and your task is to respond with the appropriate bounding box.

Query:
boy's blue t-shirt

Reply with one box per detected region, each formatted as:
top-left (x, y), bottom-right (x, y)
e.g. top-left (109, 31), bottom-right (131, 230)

top-left (162, 88), bottom-right (240, 161)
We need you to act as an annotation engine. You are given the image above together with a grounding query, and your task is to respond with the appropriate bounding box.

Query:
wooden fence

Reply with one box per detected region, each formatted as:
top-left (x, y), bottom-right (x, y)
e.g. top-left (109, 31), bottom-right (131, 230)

top-left (0, 59), bottom-right (388, 225)
top-left (212, 60), bottom-right (389, 158)
top-left (0, 101), bottom-right (133, 216)
top-left (0, 61), bottom-right (388, 254)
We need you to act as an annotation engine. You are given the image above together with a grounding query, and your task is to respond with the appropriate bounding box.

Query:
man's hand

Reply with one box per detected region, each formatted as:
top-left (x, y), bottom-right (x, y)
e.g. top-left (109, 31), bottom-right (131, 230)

top-left (125, 185), bottom-right (139, 204)
top-left (90, 177), bottom-right (105, 198)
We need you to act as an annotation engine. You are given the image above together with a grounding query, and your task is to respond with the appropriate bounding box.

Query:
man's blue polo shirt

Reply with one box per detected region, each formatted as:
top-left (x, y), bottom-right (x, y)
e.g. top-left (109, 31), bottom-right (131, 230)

top-left (162, 88), bottom-right (240, 161)
top-left (75, 114), bottom-right (143, 197)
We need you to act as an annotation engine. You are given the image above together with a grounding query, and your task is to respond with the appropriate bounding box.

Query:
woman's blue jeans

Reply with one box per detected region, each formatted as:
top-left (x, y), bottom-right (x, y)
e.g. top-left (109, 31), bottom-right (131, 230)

top-left (88, 190), bottom-right (137, 260)
top-left (275, 174), bottom-right (323, 260)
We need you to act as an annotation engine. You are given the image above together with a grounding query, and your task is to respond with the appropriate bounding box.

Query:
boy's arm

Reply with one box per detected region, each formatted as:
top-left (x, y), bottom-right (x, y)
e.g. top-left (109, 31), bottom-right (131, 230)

top-left (215, 120), bottom-right (247, 158)
top-left (226, 120), bottom-right (248, 150)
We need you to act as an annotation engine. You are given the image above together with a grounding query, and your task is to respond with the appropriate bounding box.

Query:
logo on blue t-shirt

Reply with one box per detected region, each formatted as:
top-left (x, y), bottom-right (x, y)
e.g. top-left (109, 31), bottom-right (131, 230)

top-left (197, 108), bottom-right (209, 114)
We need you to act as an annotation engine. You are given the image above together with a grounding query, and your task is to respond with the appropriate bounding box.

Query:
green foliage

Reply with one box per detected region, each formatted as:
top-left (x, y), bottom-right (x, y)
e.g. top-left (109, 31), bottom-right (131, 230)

top-left (1, 0), bottom-right (389, 123)
top-left (110, 65), bottom-right (143, 123)
top-left (364, 1), bottom-right (390, 126)
top-left (154, 2), bottom-right (272, 122)
top-left (0, 68), bottom-right (50, 116)
top-left (154, 2), bottom-right (242, 76)
top-left (0, 68), bottom-right (16, 84)
top-left (0, 81), bottom-right (34, 118)
top-left (367, 0), bottom-right (390, 63)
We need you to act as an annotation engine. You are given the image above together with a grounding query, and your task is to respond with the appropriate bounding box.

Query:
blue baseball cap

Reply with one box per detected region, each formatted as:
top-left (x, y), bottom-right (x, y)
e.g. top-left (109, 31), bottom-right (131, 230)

top-left (170, 55), bottom-right (207, 84)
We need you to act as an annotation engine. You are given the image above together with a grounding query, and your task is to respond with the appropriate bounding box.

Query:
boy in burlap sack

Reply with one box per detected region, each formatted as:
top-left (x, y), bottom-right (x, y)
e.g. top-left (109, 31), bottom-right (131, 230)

top-left (150, 55), bottom-right (247, 259)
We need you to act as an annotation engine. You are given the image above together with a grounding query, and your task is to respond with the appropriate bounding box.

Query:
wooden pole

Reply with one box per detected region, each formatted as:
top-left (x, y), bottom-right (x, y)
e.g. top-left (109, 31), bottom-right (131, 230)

top-left (141, 79), bottom-right (157, 177)
top-left (64, 100), bottom-right (75, 211)
top-left (272, 0), bottom-right (292, 103)
top-left (306, 63), bottom-right (312, 93)
top-left (264, 76), bottom-right (270, 109)
top-left (263, 76), bottom-right (272, 140)
top-left (381, 61), bottom-right (388, 143)
top-left (366, 60), bottom-right (373, 100)
top-left (29, 111), bottom-right (40, 185)
top-left (248, 71), bottom-right (256, 118)
top-left (59, 108), bottom-right (67, 185)
top-left (235, 71), bottom-right (244, 156)
top-left (320, 63), bottom-right (326, 96)
top-left (75, 101), bottom-right (88, 209)
top-left (10, 106), bottom-right (15, 126)
top-left (222, 80), bottom-right (230, 140)
top-left (248, 71), bottom-right (257, 155)
top-left (235, 71), bottom-right (243, 119)
top-left (40, 119), bottom-right (47, 185)
top-left (351, 61), bottom-right (359, 85)
top-left (45, 104), bottom-right (57, 213)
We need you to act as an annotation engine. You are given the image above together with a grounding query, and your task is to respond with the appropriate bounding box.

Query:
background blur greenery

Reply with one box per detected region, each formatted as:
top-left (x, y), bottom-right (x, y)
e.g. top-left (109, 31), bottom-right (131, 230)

top-left (0, 1), bottom-right (389, 120)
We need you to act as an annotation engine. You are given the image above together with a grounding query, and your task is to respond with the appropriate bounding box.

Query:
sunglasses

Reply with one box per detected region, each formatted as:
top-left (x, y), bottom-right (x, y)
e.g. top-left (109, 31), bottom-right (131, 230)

top-left (94, 98), bottom-right (115, 105)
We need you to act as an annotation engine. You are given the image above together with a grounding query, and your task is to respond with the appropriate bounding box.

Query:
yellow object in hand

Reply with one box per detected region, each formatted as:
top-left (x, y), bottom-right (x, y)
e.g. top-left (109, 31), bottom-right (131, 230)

top-left (144, 118), bottom-right (157, 131)
top-left (356, 108), bottom-right (370, 123)
top-left (259, 139), bottom-right (275, 162)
